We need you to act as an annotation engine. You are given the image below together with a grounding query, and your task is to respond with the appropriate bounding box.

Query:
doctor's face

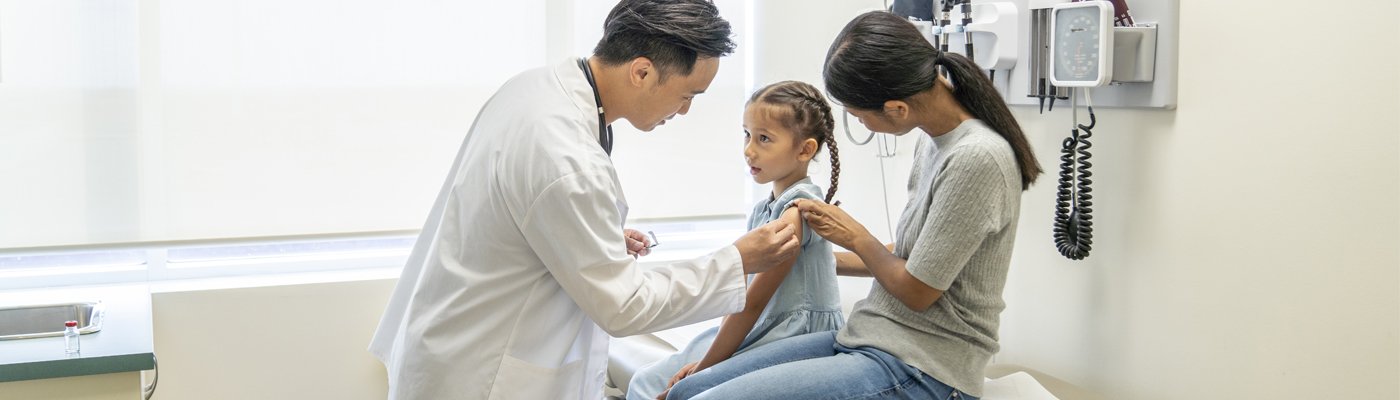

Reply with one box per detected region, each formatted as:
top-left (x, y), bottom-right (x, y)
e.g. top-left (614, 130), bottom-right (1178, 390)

top-left (630, 57), bottom-right (720, 132)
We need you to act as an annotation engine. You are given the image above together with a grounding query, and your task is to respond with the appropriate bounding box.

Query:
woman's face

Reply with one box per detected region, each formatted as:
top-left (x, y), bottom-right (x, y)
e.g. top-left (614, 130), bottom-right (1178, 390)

top-left (845, 107), bottom-right (915, 136)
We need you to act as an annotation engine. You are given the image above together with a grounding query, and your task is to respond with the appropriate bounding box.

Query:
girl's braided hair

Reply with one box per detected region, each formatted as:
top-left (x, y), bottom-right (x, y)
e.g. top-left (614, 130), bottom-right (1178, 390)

top-left (748, 81), bottom-right (840, 203)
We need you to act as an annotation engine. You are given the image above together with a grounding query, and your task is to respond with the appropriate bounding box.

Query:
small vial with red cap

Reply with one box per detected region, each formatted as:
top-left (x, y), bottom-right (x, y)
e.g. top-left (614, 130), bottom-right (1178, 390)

top-left (64, 321), bottom-right (81, 355)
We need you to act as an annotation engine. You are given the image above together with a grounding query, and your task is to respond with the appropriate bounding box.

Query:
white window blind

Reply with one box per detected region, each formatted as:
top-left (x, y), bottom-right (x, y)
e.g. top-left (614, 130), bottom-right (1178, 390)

top-left (0, 0), bottom-right (752, 250)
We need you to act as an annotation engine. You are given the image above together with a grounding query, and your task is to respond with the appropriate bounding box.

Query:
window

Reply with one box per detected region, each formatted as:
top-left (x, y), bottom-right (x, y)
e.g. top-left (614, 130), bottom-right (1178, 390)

top-left (0, 0), bottom-right (546, 249)
top-left (0, 0), bottom-right (759, 286)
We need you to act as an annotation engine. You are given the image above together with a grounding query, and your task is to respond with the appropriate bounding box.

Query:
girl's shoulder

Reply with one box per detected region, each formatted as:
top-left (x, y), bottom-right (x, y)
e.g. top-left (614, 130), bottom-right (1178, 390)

top-left (774, 180), bottom-right (825, 210)
top-left (748, 180), bottom-right (825, 229)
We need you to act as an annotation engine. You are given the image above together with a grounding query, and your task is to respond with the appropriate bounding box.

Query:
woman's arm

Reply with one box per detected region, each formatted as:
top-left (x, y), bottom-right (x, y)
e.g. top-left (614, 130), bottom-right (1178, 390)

top-left (835, 252), bottom-right (868, 277)
top-left (834, 243), bottom-right (894, 277)
top-left (692, 207), bottom-right (802, 372)
top-left (794, 200), bottom-right (942, 312)
top-left (847, 236), bottom-right (941, 312)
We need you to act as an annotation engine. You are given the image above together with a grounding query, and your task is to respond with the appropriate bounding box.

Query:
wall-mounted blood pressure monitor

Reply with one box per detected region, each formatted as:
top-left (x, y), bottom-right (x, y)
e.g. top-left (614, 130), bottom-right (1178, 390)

top-left (1049, 1), bottom-right (1113, 87)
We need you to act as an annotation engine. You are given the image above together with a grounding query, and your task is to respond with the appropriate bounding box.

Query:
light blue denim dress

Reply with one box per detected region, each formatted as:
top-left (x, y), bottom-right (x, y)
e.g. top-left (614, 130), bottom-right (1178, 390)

top-left (627, 178), bottom-right (844, 400)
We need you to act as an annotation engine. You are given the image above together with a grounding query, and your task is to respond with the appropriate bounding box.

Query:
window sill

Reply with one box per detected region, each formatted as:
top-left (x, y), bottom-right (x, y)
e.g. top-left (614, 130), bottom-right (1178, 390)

top-left (2, 216), bottom-right (748, 293)
top-left (145, 266), bottom-right (403, 294)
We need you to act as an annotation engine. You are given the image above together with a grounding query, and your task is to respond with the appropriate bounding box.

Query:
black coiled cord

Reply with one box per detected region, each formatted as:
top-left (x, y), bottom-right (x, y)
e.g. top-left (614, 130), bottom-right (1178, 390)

top-left (1054, 104), bottom-right (1094, 260)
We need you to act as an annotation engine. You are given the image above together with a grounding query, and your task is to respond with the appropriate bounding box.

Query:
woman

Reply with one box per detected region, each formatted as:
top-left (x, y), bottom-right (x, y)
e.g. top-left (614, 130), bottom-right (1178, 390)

top-left (664, 10), bottom-right (1042, 400)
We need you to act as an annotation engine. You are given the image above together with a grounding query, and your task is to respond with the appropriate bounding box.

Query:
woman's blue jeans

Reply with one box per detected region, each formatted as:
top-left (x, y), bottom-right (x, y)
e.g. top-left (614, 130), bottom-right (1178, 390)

top-left (664, 331), bottom-right (977, 400)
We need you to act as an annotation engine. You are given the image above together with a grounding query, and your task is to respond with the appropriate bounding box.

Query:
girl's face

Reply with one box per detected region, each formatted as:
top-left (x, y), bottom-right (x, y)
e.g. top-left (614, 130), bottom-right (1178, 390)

top-left (743, 103), bottom-right (817, 186)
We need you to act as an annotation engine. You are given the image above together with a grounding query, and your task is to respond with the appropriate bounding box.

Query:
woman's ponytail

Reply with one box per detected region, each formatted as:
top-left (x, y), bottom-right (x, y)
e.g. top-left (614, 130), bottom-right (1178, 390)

top-left (934, 52), bottom-right (1042, 189)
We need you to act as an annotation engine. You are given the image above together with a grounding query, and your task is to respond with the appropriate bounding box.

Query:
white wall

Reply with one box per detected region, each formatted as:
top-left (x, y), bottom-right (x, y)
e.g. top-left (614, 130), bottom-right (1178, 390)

top-left (754, 0), bottom-right (1399, 399)
top-left (150, 279), bottom-right (394, 400)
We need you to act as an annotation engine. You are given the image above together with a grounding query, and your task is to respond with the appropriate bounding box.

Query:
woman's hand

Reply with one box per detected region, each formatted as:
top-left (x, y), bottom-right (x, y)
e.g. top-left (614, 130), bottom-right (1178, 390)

top-left (792, 199), bottom-right (873, 251)
top-left (656, 362), bottom-right (700, 399)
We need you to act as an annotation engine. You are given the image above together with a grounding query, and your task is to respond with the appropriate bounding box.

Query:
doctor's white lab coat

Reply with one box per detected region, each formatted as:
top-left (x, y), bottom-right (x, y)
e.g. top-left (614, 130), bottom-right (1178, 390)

top-left (369, 59), bottom-right (749, 400)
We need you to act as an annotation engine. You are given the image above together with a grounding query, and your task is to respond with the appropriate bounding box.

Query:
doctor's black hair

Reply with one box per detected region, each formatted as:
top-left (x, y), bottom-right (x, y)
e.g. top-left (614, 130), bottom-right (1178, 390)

top-left (823, 11), bottom-right (1042, 190)
top-left (593, 0), bottom-right (736, 79)
top-left (749, 81), bottom-right (840, 204)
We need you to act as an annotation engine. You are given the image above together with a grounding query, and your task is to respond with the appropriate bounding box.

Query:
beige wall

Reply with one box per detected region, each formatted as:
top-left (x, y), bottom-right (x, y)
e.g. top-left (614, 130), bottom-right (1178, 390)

top-left (150, 279), bottom-right (394, 400)
top-left (993, 1), bottom-right (1400, 398)
top-left (0, 372), bottom-right (142, 400)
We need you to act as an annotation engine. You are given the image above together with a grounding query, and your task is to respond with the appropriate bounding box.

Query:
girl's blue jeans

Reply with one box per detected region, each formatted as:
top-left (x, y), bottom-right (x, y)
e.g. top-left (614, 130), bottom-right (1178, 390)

top-left (664, 331), bottom-right (978, 400)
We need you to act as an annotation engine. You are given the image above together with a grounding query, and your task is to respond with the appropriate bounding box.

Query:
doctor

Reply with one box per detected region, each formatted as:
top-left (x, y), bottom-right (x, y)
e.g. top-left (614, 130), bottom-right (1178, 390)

top-left (369, 1), bottom-right (799, 399)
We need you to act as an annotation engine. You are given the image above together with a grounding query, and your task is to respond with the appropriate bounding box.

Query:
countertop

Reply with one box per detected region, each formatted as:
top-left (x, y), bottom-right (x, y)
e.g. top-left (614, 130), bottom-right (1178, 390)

top-left (0, 285), bottom-right (155, 382)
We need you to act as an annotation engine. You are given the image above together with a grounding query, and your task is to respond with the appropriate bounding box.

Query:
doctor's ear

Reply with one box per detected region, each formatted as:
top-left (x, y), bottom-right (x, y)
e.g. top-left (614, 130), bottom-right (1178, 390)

top-left (627, 57), bottom-right (655, 87)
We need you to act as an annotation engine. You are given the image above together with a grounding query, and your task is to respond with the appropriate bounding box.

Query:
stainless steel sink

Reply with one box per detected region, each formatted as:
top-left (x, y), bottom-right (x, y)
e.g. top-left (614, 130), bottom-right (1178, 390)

top-left (0, 302), bottom-right (104, 340)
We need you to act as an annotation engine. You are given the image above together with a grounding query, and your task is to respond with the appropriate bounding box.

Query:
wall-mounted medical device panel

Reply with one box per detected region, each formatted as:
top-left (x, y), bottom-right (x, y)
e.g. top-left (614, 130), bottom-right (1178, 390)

top-left (908, 1), bottom-right (1020, 72)
top-left (944, 2), bottom-right (1020, 71)
top-left (991, 0), bottom-right (1178, 109)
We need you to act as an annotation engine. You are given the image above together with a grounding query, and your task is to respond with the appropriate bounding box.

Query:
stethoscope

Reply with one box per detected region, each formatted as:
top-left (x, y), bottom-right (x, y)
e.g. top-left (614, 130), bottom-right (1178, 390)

top-left (577, 58), bottom-right (614, 156)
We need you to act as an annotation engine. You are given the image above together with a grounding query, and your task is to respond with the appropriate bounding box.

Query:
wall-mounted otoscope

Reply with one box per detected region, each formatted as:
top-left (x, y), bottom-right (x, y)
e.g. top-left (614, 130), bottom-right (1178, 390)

top-left (1028, 2), bottom-right (1069, 113)
top-left (901, 0), bottom-right (1019, 80)
top-left (959, 1), bottom-right (975, 65)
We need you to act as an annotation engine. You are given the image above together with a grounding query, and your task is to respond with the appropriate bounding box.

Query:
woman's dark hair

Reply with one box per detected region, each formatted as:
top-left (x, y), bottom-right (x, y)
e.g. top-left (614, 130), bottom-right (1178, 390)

top-left (749, 81), bottom-right (840, 203)
top-left (823, 11), bottom-right (1042, 190)
top-left (594, 0), bottom-right (736, 79)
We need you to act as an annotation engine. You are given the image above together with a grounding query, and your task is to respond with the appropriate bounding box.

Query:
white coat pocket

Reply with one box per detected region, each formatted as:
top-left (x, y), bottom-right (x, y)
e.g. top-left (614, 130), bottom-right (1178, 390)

top-left (490, 354), bottom-right (585, 400)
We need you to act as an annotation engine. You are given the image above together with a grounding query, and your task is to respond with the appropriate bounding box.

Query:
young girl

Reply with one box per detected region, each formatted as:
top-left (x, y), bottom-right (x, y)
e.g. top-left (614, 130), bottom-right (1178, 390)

top-left (626, 80), bottom-right (844, 400)
top-left (666, 11), bottom-right (1043, 400)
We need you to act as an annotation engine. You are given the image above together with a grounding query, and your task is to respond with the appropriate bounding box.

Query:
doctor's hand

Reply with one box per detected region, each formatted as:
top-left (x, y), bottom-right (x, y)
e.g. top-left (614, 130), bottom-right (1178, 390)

top-left (793, 199), bottom-right (871, 251)
top-left (734, 219), bottom-right (800, 275)
top-left (624, 229), bottom-right (652, 258)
